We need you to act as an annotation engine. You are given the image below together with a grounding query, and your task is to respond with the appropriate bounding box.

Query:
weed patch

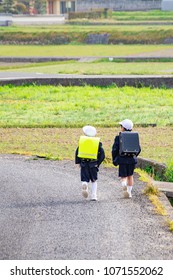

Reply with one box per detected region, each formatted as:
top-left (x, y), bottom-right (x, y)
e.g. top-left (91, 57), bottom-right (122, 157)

top-left (167, 220), bottom-right (173, 232)
top-left (164, 161), bottom-right (173, 182)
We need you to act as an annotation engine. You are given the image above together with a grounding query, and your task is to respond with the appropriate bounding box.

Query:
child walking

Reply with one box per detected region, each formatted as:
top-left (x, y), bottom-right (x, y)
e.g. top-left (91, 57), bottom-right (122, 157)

top-left (112, 119), bottom-right (141, 198)
top-left (75, 125), bottom-right (105, 201)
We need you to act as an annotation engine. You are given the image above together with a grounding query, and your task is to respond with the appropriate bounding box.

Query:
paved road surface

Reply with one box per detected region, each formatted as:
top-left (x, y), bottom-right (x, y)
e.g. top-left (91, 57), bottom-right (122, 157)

top-left (0, 154), bottom-right (173, 260)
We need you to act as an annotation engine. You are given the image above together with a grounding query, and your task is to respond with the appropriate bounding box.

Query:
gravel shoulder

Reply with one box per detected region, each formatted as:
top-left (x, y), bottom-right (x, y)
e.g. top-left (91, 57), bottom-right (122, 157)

top-left (0, 154), bottom-right (172, 260)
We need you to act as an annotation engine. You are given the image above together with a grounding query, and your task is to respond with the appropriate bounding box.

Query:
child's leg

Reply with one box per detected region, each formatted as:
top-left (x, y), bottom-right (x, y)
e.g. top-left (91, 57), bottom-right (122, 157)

top-left (81, 165), bottom-right (90, 198)
top-left (119, 165), bottom-right (127, 190)
top-left (82, 181), bottom-right (88, 198)
top-left (127, 175), bottom-right (133, 198)
top-left (91, 181), bottom-right (97, 201)
top-left (127, 175), bottom-right (133, 186)
top-left (121, 177), bottom-right (127, 190)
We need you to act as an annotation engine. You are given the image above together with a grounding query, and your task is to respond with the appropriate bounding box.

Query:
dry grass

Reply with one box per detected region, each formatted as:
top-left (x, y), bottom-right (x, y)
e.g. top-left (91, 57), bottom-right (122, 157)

top-left (147, 194), bottom-right (168, 216)
top-left (0, 126), bottom-right (173, 164)
top-left (137, 169), bottom-right (168, 216)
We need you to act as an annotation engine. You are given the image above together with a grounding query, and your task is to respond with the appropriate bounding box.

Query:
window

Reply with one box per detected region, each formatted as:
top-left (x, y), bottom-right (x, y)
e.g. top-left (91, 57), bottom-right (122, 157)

top-left (60, 1), bottom-right (75, 13)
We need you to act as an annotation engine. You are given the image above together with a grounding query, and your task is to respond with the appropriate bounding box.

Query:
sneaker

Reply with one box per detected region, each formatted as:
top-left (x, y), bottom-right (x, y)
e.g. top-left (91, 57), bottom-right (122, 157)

top-left (91, 194), bottom-right (97, 201)
top-left (123, 191), bottom-right (132, 199)
top-left (121, 181), bottom-right (127, 191)
top-left (128, 192), bottom-right (132, 198)
top-left (82, 182), bottom-right (88, 198)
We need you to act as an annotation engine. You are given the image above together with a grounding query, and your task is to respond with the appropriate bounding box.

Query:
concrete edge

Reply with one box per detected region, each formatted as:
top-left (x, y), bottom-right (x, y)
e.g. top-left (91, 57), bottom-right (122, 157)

top-left (1, 56), bottom-right (173, 62)
top-left (0, 76), bottom-right (173, 88)
top-left (159, 192), bottom-right (173, 222)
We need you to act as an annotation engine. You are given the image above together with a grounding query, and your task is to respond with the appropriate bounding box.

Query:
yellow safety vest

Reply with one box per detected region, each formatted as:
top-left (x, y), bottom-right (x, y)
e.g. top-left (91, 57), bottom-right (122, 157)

top-left (78, 136), bottom-right (100, 160)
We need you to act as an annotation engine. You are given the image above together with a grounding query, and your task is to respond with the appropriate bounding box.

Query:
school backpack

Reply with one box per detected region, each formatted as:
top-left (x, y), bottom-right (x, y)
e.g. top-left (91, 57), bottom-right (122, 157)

top-left (119, 131), bottom-right (140, 156)
top-left (78, 136), bottom-right (100, 159)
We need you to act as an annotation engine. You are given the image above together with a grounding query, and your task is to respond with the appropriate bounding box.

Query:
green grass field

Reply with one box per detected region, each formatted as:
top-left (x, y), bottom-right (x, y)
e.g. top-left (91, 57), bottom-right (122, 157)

top-left (0, 84), bottom-right (172, 166)
top-left (0, 85), bottom-right (172, 128)
top-left (111, 10), bottom-right (173, 21)
top-left (2, 60), bottom-right (173, 75)
top-left (1, 44), bottom-right (173, 57)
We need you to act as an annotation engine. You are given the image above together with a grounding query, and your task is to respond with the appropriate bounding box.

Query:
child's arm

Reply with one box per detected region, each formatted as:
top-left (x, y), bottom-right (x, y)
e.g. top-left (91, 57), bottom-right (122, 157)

top-left (97, 142), bottom-right (105, 166)
top-left (75, 147), bottom-right (81, 164)
top-left (112, 136), bottom-right (119, 160)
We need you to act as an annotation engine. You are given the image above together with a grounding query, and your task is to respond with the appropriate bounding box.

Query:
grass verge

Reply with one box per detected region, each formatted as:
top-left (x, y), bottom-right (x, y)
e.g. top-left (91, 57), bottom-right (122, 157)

top-left (2, 60), bottom-right (173, 75)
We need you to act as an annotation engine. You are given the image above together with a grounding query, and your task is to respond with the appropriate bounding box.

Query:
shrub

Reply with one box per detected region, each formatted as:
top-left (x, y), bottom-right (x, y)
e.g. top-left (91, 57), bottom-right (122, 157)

top-left (164, 161), bottom-right (173, 182)
top-left (68, 9), bottom-right (111, 20)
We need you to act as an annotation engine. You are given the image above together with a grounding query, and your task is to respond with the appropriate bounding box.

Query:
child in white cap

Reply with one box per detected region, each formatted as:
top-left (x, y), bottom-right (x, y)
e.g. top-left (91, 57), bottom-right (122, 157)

top-left (112, 119), bottom-right (141, 198)
top-left (75, 125), bottom-right (105, 201)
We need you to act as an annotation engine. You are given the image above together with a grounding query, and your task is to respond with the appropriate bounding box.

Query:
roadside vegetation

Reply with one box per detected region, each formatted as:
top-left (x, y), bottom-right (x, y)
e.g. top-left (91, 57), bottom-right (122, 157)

top-left (137, 169), bottom-right (173, 232)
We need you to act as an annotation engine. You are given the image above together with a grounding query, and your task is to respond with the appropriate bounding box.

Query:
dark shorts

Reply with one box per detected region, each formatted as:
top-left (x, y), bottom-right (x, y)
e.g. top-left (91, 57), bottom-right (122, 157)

top-left (80, 161), bottom-right (98, 182)
top-left (119, 163), bottom-right (135, 178)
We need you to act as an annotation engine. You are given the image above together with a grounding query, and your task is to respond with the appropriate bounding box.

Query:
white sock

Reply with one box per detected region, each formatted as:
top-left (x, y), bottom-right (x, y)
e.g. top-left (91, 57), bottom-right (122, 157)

top-left (127, 186), bottom-right (133, 197)
top-left (121, 180), bottom-right (127, 188)
top-left (91, 181), bottom-right (97, 199)
top-left (82, 181), bottom-right (88, 189)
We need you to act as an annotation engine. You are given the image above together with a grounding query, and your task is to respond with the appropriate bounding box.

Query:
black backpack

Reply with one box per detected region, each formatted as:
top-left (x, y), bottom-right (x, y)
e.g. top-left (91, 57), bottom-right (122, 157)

top-left (119, 131), bottom-right (140, 156)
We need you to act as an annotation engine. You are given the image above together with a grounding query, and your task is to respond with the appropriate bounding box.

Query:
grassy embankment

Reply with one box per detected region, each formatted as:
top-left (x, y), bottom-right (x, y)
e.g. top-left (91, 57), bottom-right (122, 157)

top-left (1, 25), bottom-right (173, 44)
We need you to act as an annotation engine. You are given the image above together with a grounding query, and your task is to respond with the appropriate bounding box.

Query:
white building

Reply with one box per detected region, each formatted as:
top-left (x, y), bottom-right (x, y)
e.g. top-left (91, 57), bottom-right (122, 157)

top-left (161, 0), bottom-right (173, 10)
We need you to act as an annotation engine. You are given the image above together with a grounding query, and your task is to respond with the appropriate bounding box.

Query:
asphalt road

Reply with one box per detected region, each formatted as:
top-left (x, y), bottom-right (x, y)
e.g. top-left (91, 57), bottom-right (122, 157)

top-left (0, 154), bottom-right (173, 260)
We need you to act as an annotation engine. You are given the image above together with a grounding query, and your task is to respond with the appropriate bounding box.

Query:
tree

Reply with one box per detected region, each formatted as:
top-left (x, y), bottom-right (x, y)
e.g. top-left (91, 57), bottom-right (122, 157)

top-left (15, 2), bottom-right (28, 14)
top-left (1, 0), bottom-right (47, 14)
top-left (34, 0), bottom-right (46, 14)
top-left (1, 0), bottom-right (16, 13)
top-left (18, 0), bottom-right (30, 13)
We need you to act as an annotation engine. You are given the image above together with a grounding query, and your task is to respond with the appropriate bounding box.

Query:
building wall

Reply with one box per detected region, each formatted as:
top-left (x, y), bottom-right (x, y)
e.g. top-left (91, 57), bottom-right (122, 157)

top-left (47, 0), bottom-right (60, 14)
top-left (46, 0), bottom-right (162, 15)
top-left (161, 0), bottom-right (173, 10)
top-left (76, 0), bottom-right (161, 11)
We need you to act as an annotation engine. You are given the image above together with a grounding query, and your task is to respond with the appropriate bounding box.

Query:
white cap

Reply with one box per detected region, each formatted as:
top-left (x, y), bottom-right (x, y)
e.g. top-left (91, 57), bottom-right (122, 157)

top-left (82, 125), bottom-right (97, 137)
top-left (119, 119), bottom-right (133, 130)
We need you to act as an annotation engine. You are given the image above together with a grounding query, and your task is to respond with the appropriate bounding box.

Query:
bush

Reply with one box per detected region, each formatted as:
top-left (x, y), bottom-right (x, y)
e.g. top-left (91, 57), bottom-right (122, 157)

top-left (68, 9), bottom-right (111, 20)
top-left (164, 161), bottom-right (173, 182)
